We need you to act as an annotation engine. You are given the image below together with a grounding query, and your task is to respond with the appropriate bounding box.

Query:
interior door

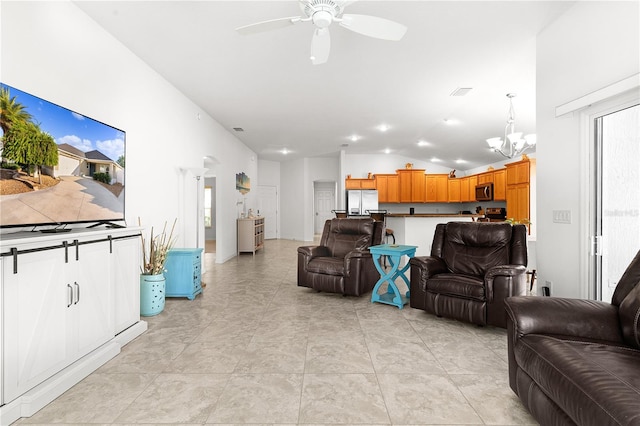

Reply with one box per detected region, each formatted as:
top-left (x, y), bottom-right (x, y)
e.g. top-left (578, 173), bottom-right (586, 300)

top-left (592, 103), bottom-right (640, 302)
top-left (314, 182), bottom-right (336, 234)
top-left (257, 185), bottom-right (278, 239)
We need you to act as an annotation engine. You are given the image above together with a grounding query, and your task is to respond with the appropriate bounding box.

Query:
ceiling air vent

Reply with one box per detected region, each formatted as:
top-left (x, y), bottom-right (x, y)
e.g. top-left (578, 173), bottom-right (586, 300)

top-left (233, 127), bottom-right (244, 132)
top-left (450, 87), bottom-right (473, 97)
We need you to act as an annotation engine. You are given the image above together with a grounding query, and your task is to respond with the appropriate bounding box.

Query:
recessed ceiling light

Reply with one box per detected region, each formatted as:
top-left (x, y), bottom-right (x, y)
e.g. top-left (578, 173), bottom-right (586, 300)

top-left (431, 157), bottom-right (442, 162)
top-left (443, 119), bottom-right (457, 125)
top-left (455, 159), bottom-right (467, 164)
top-left (378, 124), bottom-right (390, 132)
top-left (281, 148), bottom-right (289, 155)
top-left (417, 140), bottom-right (430, 147)
top-left (349, 135), bottom-right (360, 142)
top-left (384, 148), bottom-right (391, 154)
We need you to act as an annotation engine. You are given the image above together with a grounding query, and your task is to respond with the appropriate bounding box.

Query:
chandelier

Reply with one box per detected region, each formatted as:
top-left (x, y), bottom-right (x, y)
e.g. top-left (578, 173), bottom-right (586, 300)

top-left (486, 93), bottom-right (536, 159)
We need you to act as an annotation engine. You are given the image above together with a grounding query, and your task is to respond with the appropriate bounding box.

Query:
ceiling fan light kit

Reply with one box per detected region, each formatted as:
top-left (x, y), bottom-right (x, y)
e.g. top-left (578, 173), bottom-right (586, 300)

top-left (235, 0), bottom-right (407, 65)
top-left (486, 93), bottom-right (537, 159)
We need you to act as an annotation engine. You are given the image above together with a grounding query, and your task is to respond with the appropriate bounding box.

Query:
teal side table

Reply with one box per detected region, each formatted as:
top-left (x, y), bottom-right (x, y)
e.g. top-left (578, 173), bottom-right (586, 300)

top-left (164, 248), bottom-right (203, 300)
top-left (369, 244), bottom-right (417, 309)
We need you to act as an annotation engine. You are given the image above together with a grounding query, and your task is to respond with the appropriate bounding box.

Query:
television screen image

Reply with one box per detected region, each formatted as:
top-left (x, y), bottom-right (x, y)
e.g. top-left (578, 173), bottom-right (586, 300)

top-left (0, 83), bottom-right (126, 229)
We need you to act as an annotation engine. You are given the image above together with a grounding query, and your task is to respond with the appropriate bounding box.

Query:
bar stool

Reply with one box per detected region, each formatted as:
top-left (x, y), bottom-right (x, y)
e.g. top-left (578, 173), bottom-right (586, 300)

top-left (366, 210), bottom-right (395, 266)
top-left (331, 210), bottom-right (347, 219)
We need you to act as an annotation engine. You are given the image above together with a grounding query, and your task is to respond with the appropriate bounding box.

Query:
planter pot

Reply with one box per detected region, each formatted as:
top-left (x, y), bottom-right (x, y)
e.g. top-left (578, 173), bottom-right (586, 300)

top-left (140, 273), bottom-right (165, 316)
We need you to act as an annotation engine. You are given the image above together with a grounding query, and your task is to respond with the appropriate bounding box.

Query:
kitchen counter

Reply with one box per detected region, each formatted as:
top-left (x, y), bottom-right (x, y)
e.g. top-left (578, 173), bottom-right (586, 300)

top-left (385, 215), bottom-right (477, 256)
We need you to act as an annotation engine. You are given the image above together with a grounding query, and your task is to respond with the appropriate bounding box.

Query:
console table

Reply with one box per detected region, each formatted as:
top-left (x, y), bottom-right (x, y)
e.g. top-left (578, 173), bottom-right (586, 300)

top-left (369, 244), bottom-right (417, 309)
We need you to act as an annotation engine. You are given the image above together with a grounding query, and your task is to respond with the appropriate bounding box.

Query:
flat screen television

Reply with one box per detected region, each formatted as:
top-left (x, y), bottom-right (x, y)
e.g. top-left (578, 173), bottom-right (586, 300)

top-left (0, 83), bottom-right (126, 230)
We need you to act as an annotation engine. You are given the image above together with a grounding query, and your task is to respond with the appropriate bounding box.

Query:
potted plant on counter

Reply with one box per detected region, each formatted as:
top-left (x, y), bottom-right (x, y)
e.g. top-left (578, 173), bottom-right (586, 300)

top-left (139, 218), bottom-right (176, 316)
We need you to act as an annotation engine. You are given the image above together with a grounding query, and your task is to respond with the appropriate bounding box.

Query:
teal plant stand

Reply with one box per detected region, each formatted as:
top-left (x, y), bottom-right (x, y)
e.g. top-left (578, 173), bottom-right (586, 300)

top-left (164, 248), bottom-right (203, 300)
top-left (369, 244), bottom-right (417, 309)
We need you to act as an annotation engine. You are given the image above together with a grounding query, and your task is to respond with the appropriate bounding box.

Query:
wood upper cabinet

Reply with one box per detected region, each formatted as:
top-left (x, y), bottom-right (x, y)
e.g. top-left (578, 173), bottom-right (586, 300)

top-left (493, 169), bottom-right (506, 201)
top-left (506, 159), bottom-right (530, 185)
top-left (375, 174), bottom-right (399, 203)
top-left (477, 172), bottom-right (494, 184)
top-left (448, 178), bottom-right (461, 202)
top-left (345, 177), bottom-right (376, 189)
top-left (460, 177), bottom-right (470, 202)
top-left (469, 175), bottom-right (478, 201)
top-left (397, 169), bottom-right (425, 203)
top-left (426, 174), bottom-right (448, 202)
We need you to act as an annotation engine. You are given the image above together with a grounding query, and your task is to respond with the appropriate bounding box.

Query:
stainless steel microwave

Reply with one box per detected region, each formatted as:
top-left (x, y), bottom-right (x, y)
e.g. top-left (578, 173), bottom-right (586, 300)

top-left (475, 182), bottom-right (494, 201)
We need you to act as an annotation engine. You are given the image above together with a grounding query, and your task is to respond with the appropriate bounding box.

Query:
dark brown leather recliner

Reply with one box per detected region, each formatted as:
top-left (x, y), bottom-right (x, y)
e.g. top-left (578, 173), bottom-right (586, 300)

top-left (410, 222), bottom-right (528, 328)
top-left (504, 250), bottom-right (640, 426)
top-left (297, 218), bottom-right (383, 296)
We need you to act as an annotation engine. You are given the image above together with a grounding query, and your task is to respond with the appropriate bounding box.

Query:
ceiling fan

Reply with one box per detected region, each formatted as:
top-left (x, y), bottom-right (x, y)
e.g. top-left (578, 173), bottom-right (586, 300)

top-left (235, 0), bottom-right (408, 65)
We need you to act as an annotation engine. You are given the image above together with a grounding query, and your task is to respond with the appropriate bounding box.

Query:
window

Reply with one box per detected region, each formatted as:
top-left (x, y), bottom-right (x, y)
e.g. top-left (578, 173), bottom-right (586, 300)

top-left (204, 186), bottom-right (212, 228)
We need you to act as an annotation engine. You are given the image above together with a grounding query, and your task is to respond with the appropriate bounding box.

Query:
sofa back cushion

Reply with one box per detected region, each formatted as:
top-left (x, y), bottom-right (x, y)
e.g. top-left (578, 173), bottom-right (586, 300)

top-left (441, 222), bottom-right (513, 276)
top-left (325, 218), bottom-right (374, 258)
top-left (613, 250), bottom-right (640, 349)
top-left (618, 283), bottom-right (640, 349)
top-left (612, 250), bottom-right (640, 306)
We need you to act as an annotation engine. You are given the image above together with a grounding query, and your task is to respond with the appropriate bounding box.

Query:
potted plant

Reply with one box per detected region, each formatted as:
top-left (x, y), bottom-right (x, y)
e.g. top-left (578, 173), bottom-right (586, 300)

top-left (139, 219), bottom-right (176, 316)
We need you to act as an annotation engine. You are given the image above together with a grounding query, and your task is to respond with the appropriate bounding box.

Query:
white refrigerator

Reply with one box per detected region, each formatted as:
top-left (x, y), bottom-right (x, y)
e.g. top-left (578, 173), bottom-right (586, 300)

top-left (346, 190), bottom-right (379, 216)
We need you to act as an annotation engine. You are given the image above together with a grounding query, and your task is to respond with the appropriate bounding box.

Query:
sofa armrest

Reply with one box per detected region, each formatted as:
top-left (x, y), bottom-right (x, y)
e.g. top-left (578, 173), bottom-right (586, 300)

top-left (344, 249), bottom-right (372, 276)
top-left (505, 296), bottom-right (624, 344)
top-left (297, 245), bottom-right (330, 259)
top-left (409, 256), bottom-right (448, 281)
top-left (486, 265), bottom-right (526, 280)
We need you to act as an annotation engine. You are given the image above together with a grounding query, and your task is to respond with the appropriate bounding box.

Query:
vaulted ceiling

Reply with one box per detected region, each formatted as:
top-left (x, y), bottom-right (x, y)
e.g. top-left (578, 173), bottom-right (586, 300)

top-left (76, 1), bottom-right (575, 169)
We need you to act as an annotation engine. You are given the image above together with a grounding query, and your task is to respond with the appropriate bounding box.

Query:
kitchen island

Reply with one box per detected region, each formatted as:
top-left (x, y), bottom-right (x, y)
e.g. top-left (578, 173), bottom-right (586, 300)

top-left (385, 214), bottom-right (482, 256)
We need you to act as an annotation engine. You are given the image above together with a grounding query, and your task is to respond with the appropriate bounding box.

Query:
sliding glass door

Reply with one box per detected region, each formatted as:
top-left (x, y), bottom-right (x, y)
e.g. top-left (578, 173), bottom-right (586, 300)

top-left (592, 103), bottom-right (640, 302)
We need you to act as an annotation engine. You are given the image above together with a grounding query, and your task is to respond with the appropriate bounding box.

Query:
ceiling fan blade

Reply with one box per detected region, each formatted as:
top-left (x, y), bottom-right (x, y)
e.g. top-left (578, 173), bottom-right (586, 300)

top-left (235, 16), bottom-right (301, 35)
top-left (310, 28), bottom-right (331, 65)
top-left (339, 14), bottom-right (407, 41)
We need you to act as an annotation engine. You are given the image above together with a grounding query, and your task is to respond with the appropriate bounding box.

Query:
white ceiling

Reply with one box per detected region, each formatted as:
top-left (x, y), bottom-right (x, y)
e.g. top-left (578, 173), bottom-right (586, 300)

top-left (75, 0), bottom-right (575, 169)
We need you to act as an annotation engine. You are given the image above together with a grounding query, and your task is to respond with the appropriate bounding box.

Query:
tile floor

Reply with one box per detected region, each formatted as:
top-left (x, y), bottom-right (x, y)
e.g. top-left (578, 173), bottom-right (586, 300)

top-left (15, 238), bottom-right (538, 425)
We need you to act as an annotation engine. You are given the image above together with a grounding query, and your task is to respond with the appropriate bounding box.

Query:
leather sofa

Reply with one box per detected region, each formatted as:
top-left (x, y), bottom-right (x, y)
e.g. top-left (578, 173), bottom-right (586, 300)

top-left (410, 222), bottom-right (528, 328)
top-left (297, 218), bottom-right (383, 296)
top-left (505, 250), bottom-right (640, 426)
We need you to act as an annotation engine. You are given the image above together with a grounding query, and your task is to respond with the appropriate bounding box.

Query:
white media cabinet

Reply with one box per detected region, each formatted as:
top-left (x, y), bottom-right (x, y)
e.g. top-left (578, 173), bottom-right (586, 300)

top-left (0, 227), bottom-right (147, 425)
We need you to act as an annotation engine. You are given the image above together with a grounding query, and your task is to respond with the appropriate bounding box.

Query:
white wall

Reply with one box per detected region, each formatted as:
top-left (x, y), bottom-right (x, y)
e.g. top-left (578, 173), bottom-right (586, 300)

top-left (1, 1), bottom-right (256, 263)
top-left (536, 1), bottom-right (640, 297)
top-left (344, 153), bottom-right (451, 177)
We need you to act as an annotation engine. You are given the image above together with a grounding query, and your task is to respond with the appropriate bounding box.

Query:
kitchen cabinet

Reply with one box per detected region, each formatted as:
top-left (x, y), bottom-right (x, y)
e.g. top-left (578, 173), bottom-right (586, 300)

top-left (426, 174), bottom-right (448, 202)
top-left (237, 217), bottom-right (265, 255)
top-left (397, 169), bottom-right (426, 203)
top-left (493, 169), bottom-right (506, 201)
top-left (375, 174), bottom-right (399, 203)
top-left (164, 248), bottom-right (203, 300)
top-left (448, 178), bottom-right (461, 202)
top-left (345, 178), bottom-right (376, 189)
top-left (468, 175), bottom-right (478, 201)
top-left (507, 183), bottom-right (530, 222)
top-left (477, 172), bottom-right (494, 184)
top-left (1, 229), bottom-right (143, 412)
top-left (506, 158), bottom-right (533, 227)
top-left (506, 159), bottom-right (530, 185)
top-left (460, 177), bottom-right (470, 202)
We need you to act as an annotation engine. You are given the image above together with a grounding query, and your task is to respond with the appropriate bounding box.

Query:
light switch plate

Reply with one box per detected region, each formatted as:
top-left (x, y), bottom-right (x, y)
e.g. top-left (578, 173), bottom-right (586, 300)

top-left (553, 210), bottom-right (571, 224)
